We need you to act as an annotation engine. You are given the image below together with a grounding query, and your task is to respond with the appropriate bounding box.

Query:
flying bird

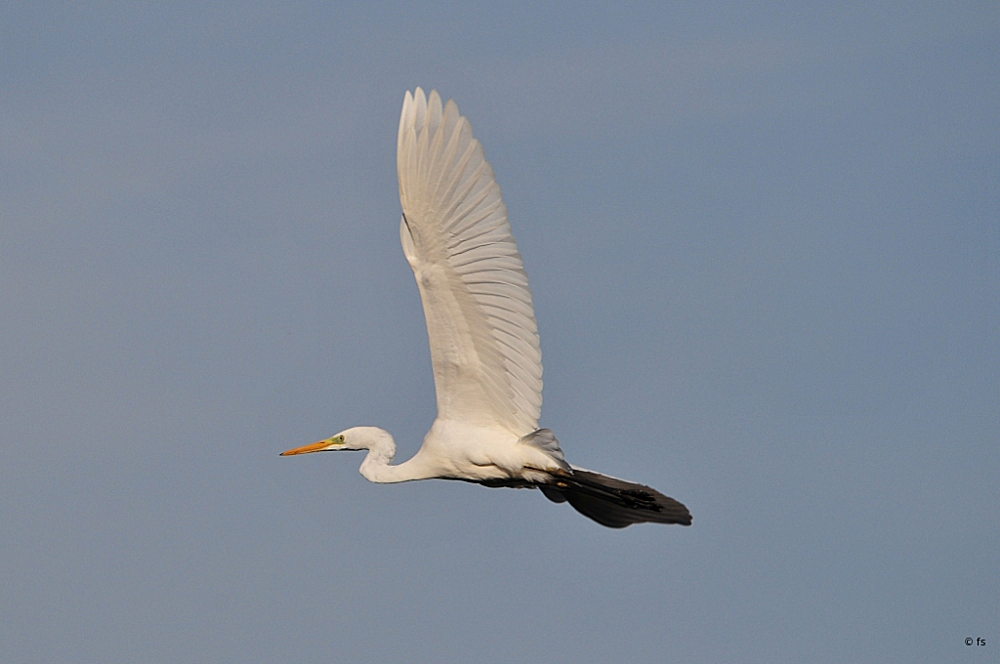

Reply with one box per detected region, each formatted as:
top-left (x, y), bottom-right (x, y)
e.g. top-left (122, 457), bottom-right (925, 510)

top-left (281, 88), bottom-right (691, 528)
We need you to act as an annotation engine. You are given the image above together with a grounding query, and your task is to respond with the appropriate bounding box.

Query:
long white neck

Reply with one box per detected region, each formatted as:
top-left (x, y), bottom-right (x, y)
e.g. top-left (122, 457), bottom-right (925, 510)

top-left (353, 427), bottom-right (440, 484)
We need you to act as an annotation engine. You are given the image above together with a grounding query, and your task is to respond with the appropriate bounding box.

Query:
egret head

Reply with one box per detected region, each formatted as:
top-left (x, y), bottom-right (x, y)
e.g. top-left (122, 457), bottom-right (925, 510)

top-left (279, 427), bottom-right (391, 456)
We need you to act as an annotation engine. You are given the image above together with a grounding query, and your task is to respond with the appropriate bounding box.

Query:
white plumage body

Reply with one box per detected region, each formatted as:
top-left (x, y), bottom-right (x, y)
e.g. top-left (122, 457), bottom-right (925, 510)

top-left (378, 420), bottom-right (564, 485)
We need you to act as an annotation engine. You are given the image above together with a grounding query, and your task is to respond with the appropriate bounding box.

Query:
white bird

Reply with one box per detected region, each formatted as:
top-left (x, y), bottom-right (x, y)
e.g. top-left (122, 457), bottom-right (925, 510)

top-left (281, 88), bottom-right (691, 528)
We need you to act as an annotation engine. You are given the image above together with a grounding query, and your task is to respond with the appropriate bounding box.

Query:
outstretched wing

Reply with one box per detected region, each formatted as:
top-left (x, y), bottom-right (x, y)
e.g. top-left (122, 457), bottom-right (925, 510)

top-left (396, 88), bottom-right (542, 435)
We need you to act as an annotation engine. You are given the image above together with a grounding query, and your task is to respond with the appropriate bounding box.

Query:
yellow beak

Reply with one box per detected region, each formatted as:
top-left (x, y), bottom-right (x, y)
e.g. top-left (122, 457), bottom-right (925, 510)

top-left (279, 440), bottom-right (333, 456)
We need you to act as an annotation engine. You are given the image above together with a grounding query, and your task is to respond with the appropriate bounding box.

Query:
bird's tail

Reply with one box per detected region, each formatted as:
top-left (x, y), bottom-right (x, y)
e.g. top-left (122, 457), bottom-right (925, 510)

top-left (540, 467), bottom-right (692, 528)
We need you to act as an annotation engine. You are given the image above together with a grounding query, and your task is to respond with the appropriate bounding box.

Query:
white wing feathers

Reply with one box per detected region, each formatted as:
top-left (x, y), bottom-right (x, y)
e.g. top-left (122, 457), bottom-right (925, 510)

top-left (397, 88), bottom-right (542, 435)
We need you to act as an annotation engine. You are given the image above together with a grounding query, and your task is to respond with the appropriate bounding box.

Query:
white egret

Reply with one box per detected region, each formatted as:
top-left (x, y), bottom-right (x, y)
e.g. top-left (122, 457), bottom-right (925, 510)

top-left (282, 88), bottom-right (691, 528)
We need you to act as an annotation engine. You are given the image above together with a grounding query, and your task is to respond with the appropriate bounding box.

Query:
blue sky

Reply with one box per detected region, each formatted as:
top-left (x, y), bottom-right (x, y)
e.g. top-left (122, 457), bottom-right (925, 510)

top-left (2, 3), bottom-right (997, 662)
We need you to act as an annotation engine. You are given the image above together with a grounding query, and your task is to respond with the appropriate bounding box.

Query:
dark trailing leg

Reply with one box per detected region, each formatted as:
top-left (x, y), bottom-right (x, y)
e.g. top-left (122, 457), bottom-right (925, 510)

top-left (540, 468), bottom-right (692, 528)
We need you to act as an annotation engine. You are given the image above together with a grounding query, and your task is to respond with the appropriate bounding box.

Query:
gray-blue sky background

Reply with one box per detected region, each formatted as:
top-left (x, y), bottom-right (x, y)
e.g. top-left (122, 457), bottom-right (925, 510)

top-left (2, 3), bottom-right (997, 663)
